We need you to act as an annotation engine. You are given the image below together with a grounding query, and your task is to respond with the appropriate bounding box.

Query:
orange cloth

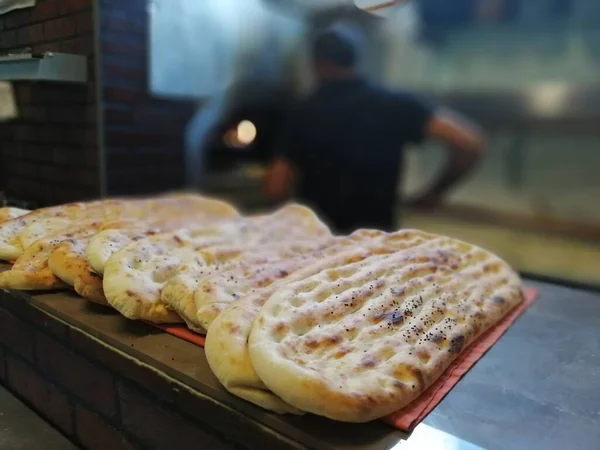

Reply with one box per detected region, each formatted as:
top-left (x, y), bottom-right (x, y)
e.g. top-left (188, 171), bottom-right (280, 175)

top-left (383, 287), bottom-right (538, 431)
top-left (150, 287), bottom-right (538, 431)
top-left (149, 323), bottom-right (206, 346)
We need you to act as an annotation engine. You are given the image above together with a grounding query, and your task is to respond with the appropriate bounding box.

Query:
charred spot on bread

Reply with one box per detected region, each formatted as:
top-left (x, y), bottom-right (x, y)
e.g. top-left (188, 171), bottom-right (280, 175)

top-left (491, 295), bottom-right (505, 304)
top-left (449, 335), bottom-right (465, 353)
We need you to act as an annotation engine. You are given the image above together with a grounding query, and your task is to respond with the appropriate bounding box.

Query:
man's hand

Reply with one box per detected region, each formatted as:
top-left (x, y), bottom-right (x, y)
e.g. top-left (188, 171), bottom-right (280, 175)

top-left (405, 192), bottom-right (443, 211)
top-left (420, 109), bottom-right (485, 200)
top-left (263, 158), bottom-right (295, 202)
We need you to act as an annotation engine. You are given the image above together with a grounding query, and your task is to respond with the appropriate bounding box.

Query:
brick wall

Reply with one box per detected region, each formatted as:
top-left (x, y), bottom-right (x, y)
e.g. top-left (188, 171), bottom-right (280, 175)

top-left (98, 0), bottom-right (196, 196)
top-left (0, 297), bottom-right (248, 450)
top-left (0, 0), bottom-right (99, 206)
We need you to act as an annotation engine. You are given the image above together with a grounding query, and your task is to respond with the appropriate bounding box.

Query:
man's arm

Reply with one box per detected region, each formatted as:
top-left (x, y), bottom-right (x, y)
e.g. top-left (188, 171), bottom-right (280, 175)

top-left (409, 108), bottom-right (485, 208)
top-left (264, 157), bottom-right (295, 202)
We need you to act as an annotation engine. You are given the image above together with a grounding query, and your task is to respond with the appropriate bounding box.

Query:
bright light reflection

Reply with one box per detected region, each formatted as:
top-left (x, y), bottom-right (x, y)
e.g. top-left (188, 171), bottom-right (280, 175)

top-left (237, 120), bottom-right (257, 145)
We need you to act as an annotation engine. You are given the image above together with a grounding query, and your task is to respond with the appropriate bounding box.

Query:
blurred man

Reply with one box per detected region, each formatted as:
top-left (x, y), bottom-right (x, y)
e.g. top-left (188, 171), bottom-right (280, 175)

top-left (264, 23), bottom-right (485, 234)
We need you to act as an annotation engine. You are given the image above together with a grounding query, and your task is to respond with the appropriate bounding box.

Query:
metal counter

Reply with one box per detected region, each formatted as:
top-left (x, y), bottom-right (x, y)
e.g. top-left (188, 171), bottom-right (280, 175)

top-left (1, 268), bottom-right (599, 450)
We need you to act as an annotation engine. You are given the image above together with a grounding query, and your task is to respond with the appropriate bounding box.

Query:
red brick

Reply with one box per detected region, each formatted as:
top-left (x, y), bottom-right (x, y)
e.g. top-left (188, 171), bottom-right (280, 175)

top-left (101, 40), bottom-right (146, 61)
top-left (44, 17), bottom-right (75, 41)
top-left (52, 185), bottom-right (84, 203)
top-left (60, 36), bottom-right (94, 55)
top-left (3, 9), bottom-right (31, 29)
top-left (0, 310), bottom-right (35, 362)
top-left (32, 42), bottom-right (58, 54)
top-left (5, 299), bottom-right (69, 340)
top-left (118, 382), bottom-right (233, 450)
top-left (59, 0), bottom-right (92, 15)
top-left (103, 63), bottom-right (145, 86)
top-left (35, 332), bottom-right (117, 417)
top-left (84, 127), bottom-right (97, 145)
top-left (85, 105), bottom-right (97, 124)
top-left (74, 11), bottom-right (93, 34)
top-left (38, 164), bottom-right (65, 183)
top-left (11, 160), bottom-right (39, 178)
top-left (19, 105), bottom-right (47, 122)
top-left (103, 87), bottom-right (140, 103)
top-left (101, 12), bottom-right (145, 34)
top-left (69, 325), bottom-right (183, 401)
top-left (67, 167), bottom-right (99, 188)
top-left (37, 126), bottom-right (66, 144)
top-left (6, 355), bottom-right (74, 436)
top-left (104, 108), bottom-right (134, 125)
top-left (51, 106), bottom-right (86, 124)
top-left (75, 404), bottom-right (136, 450)
top-left (17, 27), bottom-right (31, 46)
top-left (16, 23), bottom-right (45, 45)
top-left (15, 84), bottom-right (31, 103)
top-left (32, 0), bottom-right (58, 22)
top-left (1, 29), bottom-right (17, 49)
top-left (3, 142), bottom-right (21, 158)
top-left (0, 346), bottom-right (5, 381)
top-left (22, 144), bottom-right (55, 163)
top-left (30, 23), bottom-right (45, 43)
top-left (14, 124), bottom-right (38, 142)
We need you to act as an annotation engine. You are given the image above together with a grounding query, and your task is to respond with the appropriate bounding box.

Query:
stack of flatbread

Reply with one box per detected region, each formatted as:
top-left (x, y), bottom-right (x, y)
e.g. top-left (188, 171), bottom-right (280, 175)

top-left (0, 193), bottom-right (524, 423)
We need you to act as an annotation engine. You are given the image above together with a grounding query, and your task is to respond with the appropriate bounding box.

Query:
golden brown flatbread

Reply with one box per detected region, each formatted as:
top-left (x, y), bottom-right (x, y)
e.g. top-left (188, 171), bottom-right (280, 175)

top-left (246, 230), bottom-right (523, 422)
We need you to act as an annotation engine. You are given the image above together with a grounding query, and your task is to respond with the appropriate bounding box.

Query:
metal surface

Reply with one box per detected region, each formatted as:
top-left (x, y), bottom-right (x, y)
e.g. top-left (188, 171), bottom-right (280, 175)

top-left (0, 53), bottom-right (87, 83)
top-left (1, 272), bottom-right (599, 449)
top-left (421, 279), bottom-right (600, 450)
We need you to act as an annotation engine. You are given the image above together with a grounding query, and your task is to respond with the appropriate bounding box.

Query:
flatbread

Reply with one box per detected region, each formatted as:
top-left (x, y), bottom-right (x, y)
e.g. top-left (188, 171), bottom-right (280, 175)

top-left (161, 207), bottom-right (334, 332)
top-left (0, 193), bottom-right (233, 262)
top-left (86, 228), bottom-right (152, 275)
top-left (48, 236), bottom-right (94, 287)
top-left (162, 239), bottom-right (336, 333)
top-left (20, 218), bottom-right (75, 249)
top-left (103, 205), bottom-right (330, 323)
top-left (248, 230), bottom-right (523, 422)
top-left (103, 225), bottom-right (244, 323)
top-left (85, 198), bottom-right (239, 276)
top-left (0, 220), bottom-right (107, 290)
top-left (0, 201), bottom-right (97, 262)
top-left (205, 233), bottom-right (388, 413)
top-left (74, 265), bottom-right (107, 305)
top-left (205, 229), bottom-right (427, 412)
top-left (0, 207), bottom-right (30, 222)
top-left (48, 199), bottom-right (239, 305)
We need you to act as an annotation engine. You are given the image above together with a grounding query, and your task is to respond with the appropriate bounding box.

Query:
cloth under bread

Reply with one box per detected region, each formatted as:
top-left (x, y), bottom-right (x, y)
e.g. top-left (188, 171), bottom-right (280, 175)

top-left (150, 288), bottom-right (538, 431)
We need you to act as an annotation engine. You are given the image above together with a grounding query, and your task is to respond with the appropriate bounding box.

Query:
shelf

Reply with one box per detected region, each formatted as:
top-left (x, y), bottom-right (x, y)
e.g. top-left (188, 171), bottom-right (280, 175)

top-left (0, 52), bottom-right (87, 83)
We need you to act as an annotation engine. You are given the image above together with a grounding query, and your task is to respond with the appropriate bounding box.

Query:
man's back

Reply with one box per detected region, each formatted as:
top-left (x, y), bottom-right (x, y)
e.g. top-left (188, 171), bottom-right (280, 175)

top-left (280, 77), bottom-right (433, 233)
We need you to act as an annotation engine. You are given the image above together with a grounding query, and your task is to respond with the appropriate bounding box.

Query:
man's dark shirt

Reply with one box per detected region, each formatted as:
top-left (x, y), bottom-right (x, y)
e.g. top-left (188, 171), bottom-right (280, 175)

top-left (278, 77), bottom-right (434, 234)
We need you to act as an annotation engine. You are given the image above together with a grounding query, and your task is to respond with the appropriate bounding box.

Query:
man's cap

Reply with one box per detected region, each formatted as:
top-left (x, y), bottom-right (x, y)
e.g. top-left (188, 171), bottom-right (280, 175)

top-left (312, 22), bottom-right (364, 68)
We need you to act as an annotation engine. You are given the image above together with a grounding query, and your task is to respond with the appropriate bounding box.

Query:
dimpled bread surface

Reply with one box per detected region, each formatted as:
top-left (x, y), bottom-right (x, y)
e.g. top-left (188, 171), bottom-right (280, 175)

top-left (103, 205), bottom-right (330, 324)
top-left (206, 230), bottom-right (438, 413)
top-left (162, 206), bottom-right (332, 332)
top-left (248, 230), bottom-right (523, 422)
top-left (205, 232), bottom-right (392, 414)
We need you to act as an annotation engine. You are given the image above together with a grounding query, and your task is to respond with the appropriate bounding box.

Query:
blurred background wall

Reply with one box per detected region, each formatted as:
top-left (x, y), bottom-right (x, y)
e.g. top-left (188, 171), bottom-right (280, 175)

top-left (1, 0), bottom-right (598, 285)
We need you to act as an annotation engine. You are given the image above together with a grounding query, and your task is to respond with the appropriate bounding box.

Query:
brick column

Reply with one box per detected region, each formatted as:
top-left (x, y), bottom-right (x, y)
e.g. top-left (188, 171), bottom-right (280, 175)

top-left (0, 0), bottom-right (99, 206)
